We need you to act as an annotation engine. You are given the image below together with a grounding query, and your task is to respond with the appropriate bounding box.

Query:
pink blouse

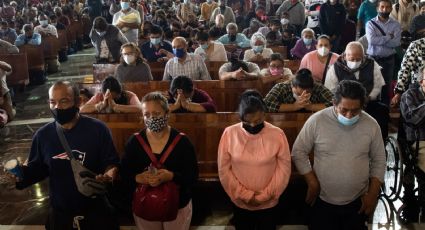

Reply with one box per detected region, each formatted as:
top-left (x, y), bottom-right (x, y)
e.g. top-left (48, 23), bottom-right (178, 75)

top-left (217, 122), bottom-right (291, 211)
top-left (299, 50), bottom-right (339, 83)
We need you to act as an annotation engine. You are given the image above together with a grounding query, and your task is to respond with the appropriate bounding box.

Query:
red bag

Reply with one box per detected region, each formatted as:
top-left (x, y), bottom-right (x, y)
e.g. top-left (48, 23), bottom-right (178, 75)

top-left (132, 132), bottom-right (183, 221)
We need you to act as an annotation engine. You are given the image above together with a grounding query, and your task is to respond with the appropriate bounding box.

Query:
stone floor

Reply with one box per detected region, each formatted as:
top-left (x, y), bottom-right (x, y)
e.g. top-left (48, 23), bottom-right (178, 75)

top-left (0, 48), bottom-right (422, 229)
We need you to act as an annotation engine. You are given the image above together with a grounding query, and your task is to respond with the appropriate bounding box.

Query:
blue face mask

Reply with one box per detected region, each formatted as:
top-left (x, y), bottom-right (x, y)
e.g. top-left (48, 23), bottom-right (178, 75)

top-left (253, 45), bottom-right (264, 53)
top-left (337, 113), bottom-right (360, 126)
top-left (150, 38), bottom-right (161, 45)
top-left (303, 38), bottom-right (312, 45)
top-left (121, 2), bottom-right (130, 10)
top-left (200, 43), bottom-right (209, 50)
top-left (173, 48), bottom-right (186, 58)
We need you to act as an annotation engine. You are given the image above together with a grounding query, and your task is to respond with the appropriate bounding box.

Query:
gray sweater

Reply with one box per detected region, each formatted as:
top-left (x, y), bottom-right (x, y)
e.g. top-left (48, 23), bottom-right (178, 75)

top-left (114, 62), bottom-right (153, 83)
top-left (292, 107), bottom-right (386, 205)
top-left (276, 0), bottom-right (306, 26)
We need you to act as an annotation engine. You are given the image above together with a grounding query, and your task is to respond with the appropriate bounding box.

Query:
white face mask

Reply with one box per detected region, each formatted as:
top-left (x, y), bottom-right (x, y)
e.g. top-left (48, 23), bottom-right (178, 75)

top-left (368, 0), bottom-right (377, 3)
top-left (347, 60), bottom-right (361, 70)
top-left (317, 47), bottom-right (329, 56)
top-left (123, 55), bottom-right (136, 64)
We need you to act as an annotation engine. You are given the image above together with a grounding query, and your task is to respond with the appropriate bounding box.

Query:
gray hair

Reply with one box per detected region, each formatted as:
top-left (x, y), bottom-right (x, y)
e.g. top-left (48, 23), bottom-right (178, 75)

top-left (226, 23), bottom-right (238, 32)
top-left (301, 28), bottom-right (315, 37)
top-left (345, 41), bottom-right (365, 56)
top-left (141, 92), bottom-right (169, 113)
top-left (250, 32), bottom-right (267, 48)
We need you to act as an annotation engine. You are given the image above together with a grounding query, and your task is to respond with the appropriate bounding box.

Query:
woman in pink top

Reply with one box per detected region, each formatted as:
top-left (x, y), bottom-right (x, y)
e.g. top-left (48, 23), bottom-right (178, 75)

top-left (217, 90), bottom-right (291, 230)
top-left (299, 35), bottom-right (339, 84)
top-left (80, 76), bottom-right (142, 113)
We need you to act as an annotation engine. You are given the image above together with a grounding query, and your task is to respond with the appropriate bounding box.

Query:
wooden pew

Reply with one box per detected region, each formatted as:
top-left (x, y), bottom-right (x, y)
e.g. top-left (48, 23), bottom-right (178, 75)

top-left (57, 30), bottom-right (68, 51)
top-left (18, 44), bottom-right (45, 72)
top-left (41, 35), bottom-right (60, 59)
top-left (269, 45), bottom-right (287, 59)
top-left (86, 112), bottom-right (311, 180)
top-left (79, 80), bottom-right (274, 111)
top-left (284, 59), bottom-right (300, 74)
top-left (93, 64), bottom-right (118, 83)
top-left (0, 53), bottom-right (29, 86)
top-left (147, 62), bottom-right (166, 81)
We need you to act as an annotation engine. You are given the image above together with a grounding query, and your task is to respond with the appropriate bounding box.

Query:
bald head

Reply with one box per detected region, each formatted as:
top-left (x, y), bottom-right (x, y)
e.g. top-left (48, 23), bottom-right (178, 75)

top-left (345, 42), bottom-right (365, 62)
top-left (49, 81), bottom-right (80, 109)
top-left (171, 37), bottom-right (188, 59)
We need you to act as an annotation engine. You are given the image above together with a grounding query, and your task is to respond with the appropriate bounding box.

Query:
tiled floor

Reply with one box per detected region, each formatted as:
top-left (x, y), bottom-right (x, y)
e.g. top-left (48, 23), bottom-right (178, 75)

top-left (0, 48), bottom-right (422, 229)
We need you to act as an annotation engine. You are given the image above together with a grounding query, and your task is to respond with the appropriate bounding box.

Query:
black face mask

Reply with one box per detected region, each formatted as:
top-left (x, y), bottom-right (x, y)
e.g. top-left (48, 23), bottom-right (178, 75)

top-left (379, 12), bottom-right (390, 19)
top-left (242, 122), bottom-right (265, 135)
top-left (51, 107), bottom-right (79, 125)
top-left (229, 34), bottom-right (236, 42)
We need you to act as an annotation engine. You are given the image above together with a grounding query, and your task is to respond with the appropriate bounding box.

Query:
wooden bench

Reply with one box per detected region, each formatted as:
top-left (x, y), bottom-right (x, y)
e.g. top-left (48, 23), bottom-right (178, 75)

top-left (57, 30), bottom-right (68, 51)
top-left (0, 53), bottom-right (29, 86)
top-left (269, 45), bottom-right (287, 59)
top-left (41, 35), bottom-right (60, 59)
top-left (79, 80), bottom-right (275, 112)
top-left (93, 64), bottom-right (118, 83)
top-left (86, 112), bottom-right (311, 181)
top-left (18, 44), bottom-right (45, 72)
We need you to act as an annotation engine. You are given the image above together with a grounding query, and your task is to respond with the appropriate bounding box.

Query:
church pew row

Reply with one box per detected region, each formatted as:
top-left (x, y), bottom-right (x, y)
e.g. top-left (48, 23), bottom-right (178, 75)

top-left (79, 80), bottom-right (276, 112)
top-left (86, 112), bottom-right (311, 181)
top-left (19, 44), bottom-right (45, 72)
top-left (91, 60), bottom-right (301, 83)
top-left (0, 53), bottom-right (29, 86)
top-left (147, 60), bottom-right (300, 81)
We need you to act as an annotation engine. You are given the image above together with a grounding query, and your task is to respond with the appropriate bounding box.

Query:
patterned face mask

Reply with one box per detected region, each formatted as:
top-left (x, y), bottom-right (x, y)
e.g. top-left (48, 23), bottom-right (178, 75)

top-left (144, 115), bottom-right (168, 132)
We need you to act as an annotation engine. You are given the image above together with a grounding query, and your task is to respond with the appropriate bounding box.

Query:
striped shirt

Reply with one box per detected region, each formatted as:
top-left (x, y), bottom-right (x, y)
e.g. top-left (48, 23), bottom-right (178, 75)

top-left (366, 16), bottom-right (401, 58)
top-left (163, 53), bottom-right (211, 81)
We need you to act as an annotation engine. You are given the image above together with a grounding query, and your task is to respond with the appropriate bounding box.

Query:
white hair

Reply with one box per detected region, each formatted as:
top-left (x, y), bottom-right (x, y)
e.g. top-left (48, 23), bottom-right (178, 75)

top-left (345, 41), bottom-right (365, 56)
top-left (301, 28), bottom-right (315, 37)
top-left (226, 23), bottom-right (238, 32)
top-left (250, 32), bottom-right (267, 48)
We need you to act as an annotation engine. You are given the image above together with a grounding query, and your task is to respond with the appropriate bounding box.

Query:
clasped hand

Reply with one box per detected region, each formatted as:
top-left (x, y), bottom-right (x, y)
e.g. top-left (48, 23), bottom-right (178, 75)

top-left (135, 169), bottom-right (174, 187)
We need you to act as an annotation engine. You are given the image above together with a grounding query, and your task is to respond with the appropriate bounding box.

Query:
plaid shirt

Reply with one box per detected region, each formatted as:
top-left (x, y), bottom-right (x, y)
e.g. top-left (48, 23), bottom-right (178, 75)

top-left (163, 53), bottom-right (211, 80)
top-left (264, 82), bottom-right (333, 112)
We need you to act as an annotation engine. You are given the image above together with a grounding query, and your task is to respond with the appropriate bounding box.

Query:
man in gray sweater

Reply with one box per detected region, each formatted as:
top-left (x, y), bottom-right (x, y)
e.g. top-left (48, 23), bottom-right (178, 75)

top-left (276, 0), bottom-right (306, 36)
top-left (292, 80), bottom-right (386, 230)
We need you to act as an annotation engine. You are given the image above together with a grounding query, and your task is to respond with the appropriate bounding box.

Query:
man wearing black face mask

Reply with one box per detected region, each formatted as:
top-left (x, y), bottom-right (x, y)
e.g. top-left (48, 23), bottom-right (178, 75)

top-left (365, 0), bottom-right (401, 106)
top-left (7, 81), bottom-right (120, 229)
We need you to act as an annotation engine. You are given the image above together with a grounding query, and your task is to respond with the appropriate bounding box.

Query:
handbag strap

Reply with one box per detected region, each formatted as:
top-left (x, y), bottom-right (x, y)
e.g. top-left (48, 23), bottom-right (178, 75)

top-left (135, 132), bottom-right (184, 167)
top-left (55, 122), bottom-right (76, 160)
top-left (286, 1), bottom-right (299, 13)
top-left (370, 20), bottom-right (386, 36)
top-left (322, 53), bottom-right (333, 85)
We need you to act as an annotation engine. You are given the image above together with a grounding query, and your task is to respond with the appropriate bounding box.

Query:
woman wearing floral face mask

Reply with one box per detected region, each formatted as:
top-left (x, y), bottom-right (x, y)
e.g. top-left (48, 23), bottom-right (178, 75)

top-left (218, 89), bottom-right (291, 230)
top-left (260, 53), bottom-right (294, 84)
top-left (290, 28), bottom-right (317, 59)
top-left (193, 30), bottom-right (227, 62)
top-left (243, 32), bottom-right (273, 62)
top-left (115, 43), bottom-right (153, 82)
top-left (120, 92), bottom-right (199, 230)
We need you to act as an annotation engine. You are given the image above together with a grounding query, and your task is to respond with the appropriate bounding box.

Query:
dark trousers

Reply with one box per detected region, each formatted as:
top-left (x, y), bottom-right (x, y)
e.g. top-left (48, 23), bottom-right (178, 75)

top-left (309, 198), bottom-right (368, 230)
top-left (374, 55), bottom-right (395, 106)
top-left (233, 205), bottom-right (276, 230)
top-left (45, 197), bottom-right (119, 230)
top-left (365, 100), bottom-right (390, 139)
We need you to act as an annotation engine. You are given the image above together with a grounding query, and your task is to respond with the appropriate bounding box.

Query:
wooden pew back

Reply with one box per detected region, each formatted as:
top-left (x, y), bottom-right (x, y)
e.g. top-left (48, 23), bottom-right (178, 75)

top-left (41, 35), bottom-right (60, 59)
top-left (80, 80), bottom-right (274, 112)
top-left (86, 112), bottom-right (311, 180)
top-left (0, 53), bottom-right (29, 86)
top-left (18, 44), bottom-right (45, 71)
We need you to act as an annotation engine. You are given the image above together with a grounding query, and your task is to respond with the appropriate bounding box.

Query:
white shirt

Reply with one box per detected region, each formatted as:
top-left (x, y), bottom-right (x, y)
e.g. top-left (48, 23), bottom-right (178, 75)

top-left (194, 42), bottom-right (228, 62)
top-left (325, 60), bottom-right (386, 100)
top-left (112, 8), bottom-right (141, 44)
top-left (243, 48), bottom-right (273, 62)
top-left (34, 24), bottom-right (58, 38)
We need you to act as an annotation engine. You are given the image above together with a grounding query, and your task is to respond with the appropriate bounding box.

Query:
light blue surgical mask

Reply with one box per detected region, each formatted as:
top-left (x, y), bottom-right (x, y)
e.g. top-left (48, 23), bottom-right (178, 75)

top-left (39, 20), bottom-right (48, 26)
top-left (303, 38), bottom-right (312, 45)
top-left (201, 43), bottom-right (209, 50)
top-left (337, 113), bottom-right (360, 126)
top-left (121, 2), bottom-right (130, 10)
top-left (150, 37), bottom-right (161, 45)
top-left (253, 45), bottom-right (264, 53)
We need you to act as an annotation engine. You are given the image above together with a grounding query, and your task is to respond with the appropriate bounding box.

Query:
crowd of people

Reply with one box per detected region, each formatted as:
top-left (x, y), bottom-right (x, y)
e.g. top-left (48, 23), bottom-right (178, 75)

top-left (1, 0), bottom-right (425, 229)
